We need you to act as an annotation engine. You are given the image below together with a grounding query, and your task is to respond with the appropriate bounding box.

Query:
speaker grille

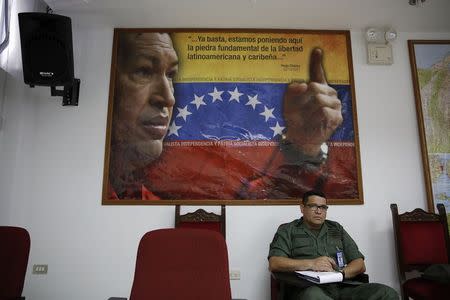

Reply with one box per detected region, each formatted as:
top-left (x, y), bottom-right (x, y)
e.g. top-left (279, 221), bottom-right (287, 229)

top-left (19, 13), bottom-right (74, 86)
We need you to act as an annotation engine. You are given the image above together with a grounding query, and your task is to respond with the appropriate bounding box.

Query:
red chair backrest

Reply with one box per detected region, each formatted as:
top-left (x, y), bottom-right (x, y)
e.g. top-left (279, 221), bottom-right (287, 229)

top-left (175, 205), bottom-right (226, 239)
top-left (177, 221), bottom-right (222, 233)
top-left (399, 221), bottom-right (449, 265)
top-left (0, 226), bottom-right (30, 299)
top-left (130, 228), bottom-right (232, 300)
top-left (391, 204), bottom-right (450, 274)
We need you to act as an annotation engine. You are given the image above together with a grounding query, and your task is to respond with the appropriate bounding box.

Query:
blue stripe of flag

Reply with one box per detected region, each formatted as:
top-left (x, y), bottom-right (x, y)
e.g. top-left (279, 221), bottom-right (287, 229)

top-left (165, 83), bottom-right (354, 142)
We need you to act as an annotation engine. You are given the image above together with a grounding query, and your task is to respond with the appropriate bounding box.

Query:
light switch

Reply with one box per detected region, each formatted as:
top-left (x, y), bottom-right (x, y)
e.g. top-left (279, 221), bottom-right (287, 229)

top-left (367, 44), bottom-right (393, 65)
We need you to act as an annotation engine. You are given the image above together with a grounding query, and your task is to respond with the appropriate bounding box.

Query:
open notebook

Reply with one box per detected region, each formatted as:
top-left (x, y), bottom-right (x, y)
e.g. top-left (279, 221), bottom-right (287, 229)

top-left (295, 270), bottom-right (343, 284)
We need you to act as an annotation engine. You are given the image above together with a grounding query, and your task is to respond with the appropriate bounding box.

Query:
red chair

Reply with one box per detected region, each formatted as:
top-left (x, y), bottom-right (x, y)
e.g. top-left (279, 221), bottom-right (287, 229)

top-left (175, 205), bottom-right (226, 239)
top-left (0, 226), bottom-right (30, 300)
top-left (391, 203), bottom-right (450, 300)
top-left (110, 228), bottom-right (234, 300)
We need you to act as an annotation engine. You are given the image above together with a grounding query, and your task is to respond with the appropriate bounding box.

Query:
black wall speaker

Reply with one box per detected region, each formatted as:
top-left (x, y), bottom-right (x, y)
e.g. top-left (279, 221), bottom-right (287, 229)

top-left (18, 12), bottom-right (74, 87)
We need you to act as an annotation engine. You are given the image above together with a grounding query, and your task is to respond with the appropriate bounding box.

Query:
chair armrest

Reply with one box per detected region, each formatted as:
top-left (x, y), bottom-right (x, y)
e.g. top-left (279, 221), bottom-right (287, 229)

top-left (272, 271), bottom-right (369, 285)
top-left (271, 271), bottom-right (314, 288)
top-left (271, 272), bottom-right (314, 300)
top-left (352, 273), bottom-right (369, 283)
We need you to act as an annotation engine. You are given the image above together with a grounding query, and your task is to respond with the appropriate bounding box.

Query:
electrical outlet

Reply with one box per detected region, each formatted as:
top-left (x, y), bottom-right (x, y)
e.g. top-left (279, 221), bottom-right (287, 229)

top-left (229, 269), bottom-right (240, 280)
top-left (32, 264), bottom-right (48, 274)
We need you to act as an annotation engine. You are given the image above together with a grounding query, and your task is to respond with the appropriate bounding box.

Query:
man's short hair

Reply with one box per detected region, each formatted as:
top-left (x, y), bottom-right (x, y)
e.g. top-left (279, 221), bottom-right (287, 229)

top-left (302, 190), bottom-right (326, 205)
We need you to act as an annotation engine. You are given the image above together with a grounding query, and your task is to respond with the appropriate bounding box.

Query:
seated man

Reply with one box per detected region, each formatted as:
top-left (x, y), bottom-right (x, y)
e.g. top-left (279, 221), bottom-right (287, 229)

top-left (268, 190), bottom-right (398, 300)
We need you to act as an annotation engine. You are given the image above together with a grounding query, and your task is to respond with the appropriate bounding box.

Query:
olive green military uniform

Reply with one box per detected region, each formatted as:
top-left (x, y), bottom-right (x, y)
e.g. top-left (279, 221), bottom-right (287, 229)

top-left (269, 218), bottom-right (398, 300)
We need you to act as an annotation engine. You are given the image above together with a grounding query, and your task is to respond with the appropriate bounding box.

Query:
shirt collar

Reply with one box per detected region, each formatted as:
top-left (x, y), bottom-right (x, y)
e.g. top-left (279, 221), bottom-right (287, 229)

top-left (296, 217), bottom-right (328, 238)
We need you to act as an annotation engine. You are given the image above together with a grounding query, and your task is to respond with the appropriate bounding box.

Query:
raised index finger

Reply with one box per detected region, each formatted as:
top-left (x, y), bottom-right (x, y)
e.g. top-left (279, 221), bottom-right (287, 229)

top-left (309, 48), bottom-right (327, 84)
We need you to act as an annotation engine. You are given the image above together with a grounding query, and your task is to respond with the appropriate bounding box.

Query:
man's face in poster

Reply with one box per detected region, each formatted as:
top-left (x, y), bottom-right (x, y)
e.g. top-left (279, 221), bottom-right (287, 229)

top-left (112, 32), bottom-right (179, 167)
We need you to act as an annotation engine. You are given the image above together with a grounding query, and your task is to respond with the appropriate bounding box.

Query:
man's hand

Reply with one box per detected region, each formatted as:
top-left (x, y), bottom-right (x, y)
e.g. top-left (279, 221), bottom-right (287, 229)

top-left (310, 256), bottom-right (337, 272)
top-left (268, 255), bottom-right (338, 273)
top-left (283, 48), bottom-right (343, 157)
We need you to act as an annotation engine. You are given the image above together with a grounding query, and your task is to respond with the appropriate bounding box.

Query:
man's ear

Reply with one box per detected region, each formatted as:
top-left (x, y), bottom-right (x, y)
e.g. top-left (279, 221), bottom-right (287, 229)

top-left (300, 204), bottom-right (304, 214)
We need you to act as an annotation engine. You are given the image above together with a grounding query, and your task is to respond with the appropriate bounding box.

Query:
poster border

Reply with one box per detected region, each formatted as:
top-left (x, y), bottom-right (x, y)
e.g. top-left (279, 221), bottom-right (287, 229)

top-left (408, 39), bottom-right (450, 212)
top-left (102, 28), bottom-right (363, 206)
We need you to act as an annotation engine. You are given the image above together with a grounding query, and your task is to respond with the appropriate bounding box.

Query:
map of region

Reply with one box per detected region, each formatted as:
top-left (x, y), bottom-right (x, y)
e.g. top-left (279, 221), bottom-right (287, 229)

top-left (416, 47), bottom-right (449, 228)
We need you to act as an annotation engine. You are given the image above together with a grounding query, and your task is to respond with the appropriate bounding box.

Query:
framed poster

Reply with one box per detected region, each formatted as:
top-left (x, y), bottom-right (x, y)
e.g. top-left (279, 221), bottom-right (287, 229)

top-left (408, 40), bottom-right (450, 221)
top-left (102, 29), bottom-right (363, 205)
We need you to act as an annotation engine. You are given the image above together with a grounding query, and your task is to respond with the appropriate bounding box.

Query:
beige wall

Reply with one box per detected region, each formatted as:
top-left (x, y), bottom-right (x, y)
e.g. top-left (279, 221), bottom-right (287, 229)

top-left (1, 1), bottom-right (450, 299)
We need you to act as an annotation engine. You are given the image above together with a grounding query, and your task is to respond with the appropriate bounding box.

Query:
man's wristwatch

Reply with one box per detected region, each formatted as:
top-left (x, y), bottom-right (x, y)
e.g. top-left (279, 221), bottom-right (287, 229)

top-left (279, 136), bottom-right (328, 166)
top-left (340, 269), bottom-right (345, 280)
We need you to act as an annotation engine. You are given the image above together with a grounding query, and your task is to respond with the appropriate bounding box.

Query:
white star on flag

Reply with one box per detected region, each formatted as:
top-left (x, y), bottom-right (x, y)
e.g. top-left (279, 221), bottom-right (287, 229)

top-left (208, 87), bottom-right (224, 103)
top-left (191, 94), bottom-right (206, 109)
top-left (228, 87), bottom-right (243, 103)
top-left (168, 122), bottom-right (182, 136)
top-left (176, 105), bottom-right (192, 121)
top-left (246, 94), bottom-right (262, 110)
top-left (270, 122), bottom-right (285, 137)
top-left (260, 105), bottom-right (276, 122)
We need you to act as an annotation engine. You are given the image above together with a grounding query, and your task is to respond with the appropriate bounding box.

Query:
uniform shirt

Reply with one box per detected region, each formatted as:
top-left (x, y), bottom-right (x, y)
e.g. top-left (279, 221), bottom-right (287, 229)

top-left (268, 217), bottom-right (364, 265)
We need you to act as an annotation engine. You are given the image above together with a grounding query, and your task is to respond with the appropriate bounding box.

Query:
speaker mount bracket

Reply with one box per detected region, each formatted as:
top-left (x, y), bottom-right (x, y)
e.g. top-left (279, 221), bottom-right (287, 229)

top-left (50, 78), bottom-right (80, 106)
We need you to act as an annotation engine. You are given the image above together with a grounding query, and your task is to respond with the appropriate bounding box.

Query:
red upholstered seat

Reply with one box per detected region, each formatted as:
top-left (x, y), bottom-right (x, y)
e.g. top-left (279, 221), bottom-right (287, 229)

top-left (0, 226), bottom-right (30, 300)
top-left (129, 228), bottom-right (232, 300)
top-left (403, 277), bottom-right (450, 299)
top-left (391, 204), bottom-right (450, 300)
